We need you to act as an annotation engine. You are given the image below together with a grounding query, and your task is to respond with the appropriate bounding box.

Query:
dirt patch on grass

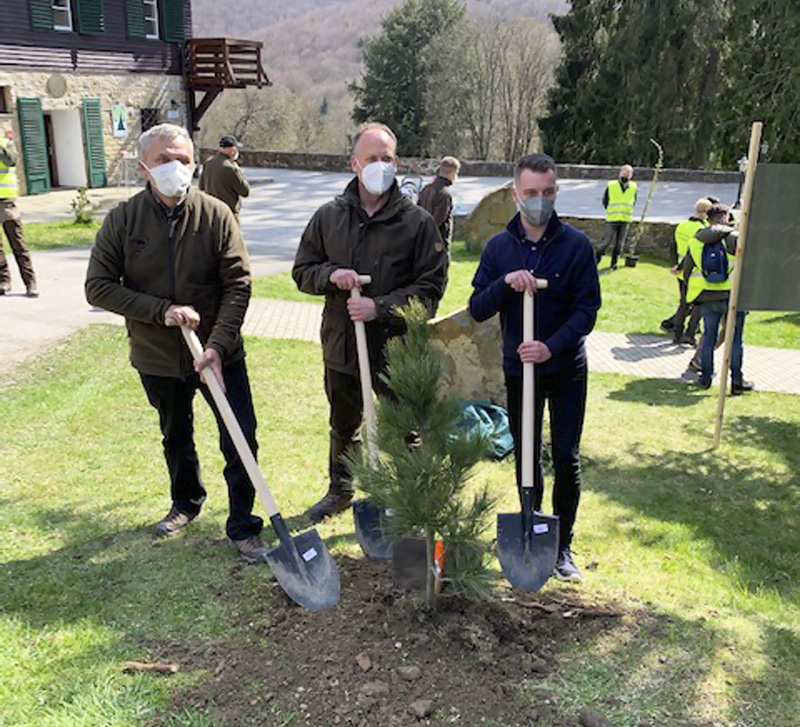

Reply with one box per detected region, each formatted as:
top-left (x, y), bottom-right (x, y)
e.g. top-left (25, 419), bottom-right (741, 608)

top-left (148, 556), bottom-right (624, 727)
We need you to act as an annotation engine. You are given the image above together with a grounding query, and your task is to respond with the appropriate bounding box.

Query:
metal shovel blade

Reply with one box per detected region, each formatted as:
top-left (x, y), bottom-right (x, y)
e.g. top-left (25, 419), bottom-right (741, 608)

top-left (353, 499), bottom-right (394, 560)
top-left (496, 511), bottom-right (559, 592)
top-left (265, 526), bottom-right (340, 611)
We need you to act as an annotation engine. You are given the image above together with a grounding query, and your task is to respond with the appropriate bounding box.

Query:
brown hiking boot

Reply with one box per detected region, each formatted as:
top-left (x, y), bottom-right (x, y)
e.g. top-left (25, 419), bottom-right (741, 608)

top-left (229, 535), bottom-right (270, 564)
top-left (155, 506), bottom-right (197, 537)
top-left (25, 283), bottom-right (39, 298)
top-left (304, 491), bottom-right (353, 524)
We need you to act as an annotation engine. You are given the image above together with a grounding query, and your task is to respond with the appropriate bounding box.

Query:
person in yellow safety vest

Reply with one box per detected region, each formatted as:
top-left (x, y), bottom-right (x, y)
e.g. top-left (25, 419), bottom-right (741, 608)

top-left (596, 164), bottom-right (637, 270)
top-left (683, 203), bottom-right (753, 395)
top-left (0, 128), bottom-right (38, 297)
top-left (660, 198), bottom-right (712, 345)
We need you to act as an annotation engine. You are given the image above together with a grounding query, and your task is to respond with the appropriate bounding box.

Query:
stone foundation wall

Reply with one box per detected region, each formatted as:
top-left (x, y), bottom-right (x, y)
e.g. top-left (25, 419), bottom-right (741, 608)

top-left (231, 149), bottom-right (738, 184)
top-left (460, 183), bottom-right (675, 259)
top-left (0, 70), bottom-right (187, 194)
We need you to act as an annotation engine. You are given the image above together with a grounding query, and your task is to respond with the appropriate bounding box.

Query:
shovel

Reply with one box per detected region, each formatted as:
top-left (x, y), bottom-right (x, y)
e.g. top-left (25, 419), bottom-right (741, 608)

top-left (181, 327), bottom-right (340, 611)
top-left (349, 275), bottom-right (395, 561)
top-left (496, 281), bottom-right (560, 592)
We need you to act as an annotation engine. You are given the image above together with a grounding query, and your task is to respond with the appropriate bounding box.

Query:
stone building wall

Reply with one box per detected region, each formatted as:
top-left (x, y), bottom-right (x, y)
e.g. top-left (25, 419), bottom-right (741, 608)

top-left (0, 70), bottom-right (187, 193)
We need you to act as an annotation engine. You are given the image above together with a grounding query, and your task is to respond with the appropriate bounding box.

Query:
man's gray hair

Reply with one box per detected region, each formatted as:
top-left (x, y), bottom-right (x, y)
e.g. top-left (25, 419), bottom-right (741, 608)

top-left (139, 124), bottom-right (193, 159)
top-left (351, 122), bottom-right (397, 154)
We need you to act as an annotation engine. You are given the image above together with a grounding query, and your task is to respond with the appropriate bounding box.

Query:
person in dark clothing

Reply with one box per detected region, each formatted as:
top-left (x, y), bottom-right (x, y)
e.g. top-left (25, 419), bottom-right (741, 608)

top-left (199, 135), bottom-right (251, 223)
top-left (469, 153), bottom-right (601, 583)
top-left (418, 156), bottom-right (460, 249)
top-left (86, 124), bottom-right (268, 564)
top-left (292, 122), bottom-right (448, 524)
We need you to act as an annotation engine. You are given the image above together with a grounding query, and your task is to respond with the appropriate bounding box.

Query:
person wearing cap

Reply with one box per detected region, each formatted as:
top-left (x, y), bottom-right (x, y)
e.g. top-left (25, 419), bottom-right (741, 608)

top-left (418, 156), bottom-right (460, 249)
top-left (199, 135), bottom-right (250, 223)
top-left (660, 198), bottom-right (711, 345)
top-left (597, 164), bottom-right (637, 270)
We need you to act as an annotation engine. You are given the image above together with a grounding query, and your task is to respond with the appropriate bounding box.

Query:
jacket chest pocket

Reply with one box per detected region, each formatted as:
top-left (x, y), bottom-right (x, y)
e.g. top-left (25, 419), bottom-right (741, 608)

top-left (178, 233), bottom-right (218, 285)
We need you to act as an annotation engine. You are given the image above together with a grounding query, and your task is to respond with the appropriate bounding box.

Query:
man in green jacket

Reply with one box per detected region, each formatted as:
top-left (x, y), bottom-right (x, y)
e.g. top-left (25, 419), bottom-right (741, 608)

top-left (86, 124), bottom-right (267, 563)
top-left (199, 135), bottom-right (250, 223)
top-left (418, 155), bottom-right (460, 249)
top-left (293, 122), bottom-right (448, 523)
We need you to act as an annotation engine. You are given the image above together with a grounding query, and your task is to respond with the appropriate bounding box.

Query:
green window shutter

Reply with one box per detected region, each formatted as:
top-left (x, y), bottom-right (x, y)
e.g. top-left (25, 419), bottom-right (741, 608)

top-left (82, 98), bottom-right (107, 189)
top-left (161, 0), bottom-right (185, 43)
top-left (17, 98), bottom-right (51, 195)
top-left (28, 0), bottom-right (54, 31)
top-left (76, 0), bottom-right (105, 35)
top-left (124, 0), bottom-right (146, 40)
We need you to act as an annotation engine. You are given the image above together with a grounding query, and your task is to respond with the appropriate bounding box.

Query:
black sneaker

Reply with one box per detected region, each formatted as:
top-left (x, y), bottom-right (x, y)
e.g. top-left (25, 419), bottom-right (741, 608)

top-left (155, 506), bottom-right (197, 537)
top-left (554, 547), bottom-right (583, 583)
top-left (731, 380), bottom-right (754, 396)
top-left (229, 535), bottom-right (270, 564)
top-left (660, 319), bottom-right (676, 333)
top-left (697, 377), bottom-right (712, 390)
top-left (304, 491), bottom-right (353, 524)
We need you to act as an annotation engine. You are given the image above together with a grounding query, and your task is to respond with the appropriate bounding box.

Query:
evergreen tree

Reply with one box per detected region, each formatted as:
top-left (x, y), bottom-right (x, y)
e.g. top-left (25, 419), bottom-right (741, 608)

top-left (347, 301), bottom-right (495, 609)
top-left (350, 0), bottom-right (467, 156)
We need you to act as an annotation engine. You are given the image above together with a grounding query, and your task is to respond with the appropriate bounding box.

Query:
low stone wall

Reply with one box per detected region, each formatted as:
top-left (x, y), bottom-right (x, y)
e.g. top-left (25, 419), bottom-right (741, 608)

top-left (218, 149), bottom-right (739, 184)
top-left (429, 307), bottom-right (506, 406)
top-left (460, 183), bottom-right (674, 259)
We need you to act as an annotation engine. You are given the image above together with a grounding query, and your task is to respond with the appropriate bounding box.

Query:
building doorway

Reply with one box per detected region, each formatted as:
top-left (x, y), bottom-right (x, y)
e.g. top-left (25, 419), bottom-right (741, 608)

top-left (46, 109), bottom-right (88, 188)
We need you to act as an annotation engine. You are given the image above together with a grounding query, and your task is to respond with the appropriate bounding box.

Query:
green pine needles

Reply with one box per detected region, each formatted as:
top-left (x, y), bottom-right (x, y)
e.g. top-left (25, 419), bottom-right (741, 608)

top-left (347, 300), bottom-right (496, 609)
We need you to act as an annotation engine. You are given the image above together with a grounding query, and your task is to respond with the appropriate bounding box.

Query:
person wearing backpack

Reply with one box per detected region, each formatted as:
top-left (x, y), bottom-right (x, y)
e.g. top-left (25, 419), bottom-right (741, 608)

top-left (683, 204), bottom-right (753, 394)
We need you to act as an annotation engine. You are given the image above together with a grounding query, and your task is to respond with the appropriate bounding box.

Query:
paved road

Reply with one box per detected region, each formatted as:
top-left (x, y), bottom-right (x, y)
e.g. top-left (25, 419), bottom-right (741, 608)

top-left (3, 168), bottom-right (739, 375)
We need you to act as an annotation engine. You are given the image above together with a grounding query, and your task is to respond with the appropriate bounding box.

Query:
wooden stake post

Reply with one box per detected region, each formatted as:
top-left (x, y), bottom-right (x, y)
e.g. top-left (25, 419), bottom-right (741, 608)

top-left (713, 121), bottom-right (762, 448)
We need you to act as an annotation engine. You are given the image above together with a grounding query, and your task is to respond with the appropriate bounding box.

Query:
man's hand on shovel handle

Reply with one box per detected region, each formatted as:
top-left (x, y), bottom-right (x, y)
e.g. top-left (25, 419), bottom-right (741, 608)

top-left (165, 304), bottom-right (201, 329)
top-left (347, 295), bottom-right (377, 322)
top-left (194, 347), bottom-right (226, 393)
top-left (518, 341), bottom-right (552, 364)
top-left (330, 268), bottom-right (362, 291)
top-left (505, 270), bottom-right (540, 294)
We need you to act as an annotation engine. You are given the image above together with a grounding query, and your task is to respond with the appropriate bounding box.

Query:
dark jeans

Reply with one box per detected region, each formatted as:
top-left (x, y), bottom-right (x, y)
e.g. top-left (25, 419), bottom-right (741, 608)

top-left (0, 214), bottom-right (36, 288)
top-left (325, 365), bottom-right (392, 496)
top-left (505, 362), bottom-right (588, 550)
top-left (139, 357), bottom-right (263, 540)
top-left (700, 300), bottom-right (746, 385)
top-left (671, 278), bottom-right (701, 339)
top-left (598, 221), bottom-right (630, 266)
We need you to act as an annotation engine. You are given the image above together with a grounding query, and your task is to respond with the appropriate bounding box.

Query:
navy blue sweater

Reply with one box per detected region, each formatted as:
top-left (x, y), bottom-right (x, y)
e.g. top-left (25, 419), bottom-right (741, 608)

top-left (468, 212), bottom-right (601, 377)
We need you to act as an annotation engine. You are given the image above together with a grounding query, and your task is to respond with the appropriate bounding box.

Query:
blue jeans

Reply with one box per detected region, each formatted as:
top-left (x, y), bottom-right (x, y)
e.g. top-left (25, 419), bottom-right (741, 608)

top-left (700, 300), bottom-right (746, 385)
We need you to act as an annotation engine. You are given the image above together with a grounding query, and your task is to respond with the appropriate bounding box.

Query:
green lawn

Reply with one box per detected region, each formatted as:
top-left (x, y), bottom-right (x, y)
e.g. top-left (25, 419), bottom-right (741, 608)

top-left (1, 327), bottom-right (797, 727)
top-left (23, 221), bottom-right (100, 251)
top-left (253, 241), bottom-right (800, 349)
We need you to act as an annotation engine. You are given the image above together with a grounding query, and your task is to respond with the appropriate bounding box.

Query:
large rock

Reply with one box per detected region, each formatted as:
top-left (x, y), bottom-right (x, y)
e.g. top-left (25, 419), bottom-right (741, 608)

top-left (429, 307), bottom-right (505, 406)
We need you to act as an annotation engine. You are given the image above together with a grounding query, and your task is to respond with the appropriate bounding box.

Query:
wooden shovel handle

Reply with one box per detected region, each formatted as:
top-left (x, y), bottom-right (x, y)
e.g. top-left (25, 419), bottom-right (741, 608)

top-left (521, 280), bottom-right (548, 492)
top-left (181, 327), bottom-right (280, 518)
top-left (350, 275), bottom-right (378, 465)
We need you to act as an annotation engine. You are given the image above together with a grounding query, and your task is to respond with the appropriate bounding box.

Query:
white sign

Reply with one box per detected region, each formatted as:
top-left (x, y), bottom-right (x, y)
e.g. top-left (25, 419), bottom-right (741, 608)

top-left (111, 104), bottom-right (128, 138)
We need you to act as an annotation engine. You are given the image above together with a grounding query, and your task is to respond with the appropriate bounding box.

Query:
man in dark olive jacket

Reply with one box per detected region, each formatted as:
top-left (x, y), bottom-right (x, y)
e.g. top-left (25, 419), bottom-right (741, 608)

top-left (199, 135), bottom-right (250, 223)
top-left (469, 153), bottom-right (601, 584)
top-left (86, 124), bottom-right (267, 564)
top-left (418, 156), bottom-right (460, 249)
top-left (293, 122), bottom-right (448, 523)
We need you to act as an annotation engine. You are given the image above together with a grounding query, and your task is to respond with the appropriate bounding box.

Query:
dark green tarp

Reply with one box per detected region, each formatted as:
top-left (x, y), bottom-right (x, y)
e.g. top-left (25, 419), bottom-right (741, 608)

top-left (739, 164), bottom-right (800, 312)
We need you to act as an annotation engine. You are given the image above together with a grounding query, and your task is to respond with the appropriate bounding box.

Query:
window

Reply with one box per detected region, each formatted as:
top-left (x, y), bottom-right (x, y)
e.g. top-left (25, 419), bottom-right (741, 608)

top-left (0, 88), bottom-right (8, 115)
top-left (144, 0), bottom-right (159, 39)
top-left (52, 0), bottom-right (73, 32)
top-left (141, 108), bottom-right (160, 132)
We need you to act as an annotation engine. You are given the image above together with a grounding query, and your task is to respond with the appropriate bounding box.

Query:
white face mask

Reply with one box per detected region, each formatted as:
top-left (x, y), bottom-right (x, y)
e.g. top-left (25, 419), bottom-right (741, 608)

top-left (358, 160), bottom-right (396, 195)
top-left (144, 160), bottom-right (194, 198)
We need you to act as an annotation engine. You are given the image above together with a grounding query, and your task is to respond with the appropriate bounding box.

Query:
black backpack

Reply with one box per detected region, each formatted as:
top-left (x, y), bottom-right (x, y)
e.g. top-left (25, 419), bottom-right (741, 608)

top-left (701, 241), bottom-right (730, 283)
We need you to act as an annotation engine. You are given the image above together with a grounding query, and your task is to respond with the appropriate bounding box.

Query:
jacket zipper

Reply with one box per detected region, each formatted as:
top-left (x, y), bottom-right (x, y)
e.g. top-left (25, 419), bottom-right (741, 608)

top-left (166, 214), bottom-right (188, 378)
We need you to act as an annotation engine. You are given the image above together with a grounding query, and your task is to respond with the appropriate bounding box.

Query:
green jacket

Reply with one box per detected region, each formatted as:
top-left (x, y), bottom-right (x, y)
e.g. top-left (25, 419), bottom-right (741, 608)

top-left (85, 186), bottom-right (251, 377)
top-left (292, 177), bottom-right (447, 375)
top-left (418, 175), bottom-right (454, 247)
top-left (199, 152), bottom-right (250, 217)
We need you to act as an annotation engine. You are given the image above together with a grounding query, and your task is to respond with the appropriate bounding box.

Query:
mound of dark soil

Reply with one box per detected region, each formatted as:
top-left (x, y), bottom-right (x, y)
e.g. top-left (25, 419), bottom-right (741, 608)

top-left (149, 556), bottom-right (623, 727)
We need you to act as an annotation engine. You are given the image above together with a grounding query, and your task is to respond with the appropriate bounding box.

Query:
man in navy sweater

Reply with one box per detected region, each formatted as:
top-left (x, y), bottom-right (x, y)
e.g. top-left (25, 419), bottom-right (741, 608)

top-left (469, 153), bottom-right (601, 582)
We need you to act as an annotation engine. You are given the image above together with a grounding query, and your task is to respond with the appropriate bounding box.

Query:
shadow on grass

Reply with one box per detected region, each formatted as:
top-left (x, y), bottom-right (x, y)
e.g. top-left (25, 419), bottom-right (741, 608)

top-left (607, 377), bottom-right (705, 408)
top-left (586, 418), bottom-right (799, 601)
top-left (758, 311), bottom-right (800, 328)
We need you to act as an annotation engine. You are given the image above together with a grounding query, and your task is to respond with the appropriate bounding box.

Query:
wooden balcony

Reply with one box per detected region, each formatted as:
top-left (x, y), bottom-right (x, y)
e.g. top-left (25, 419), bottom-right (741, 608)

top-left (185, 38), bottom-right (272, 130)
